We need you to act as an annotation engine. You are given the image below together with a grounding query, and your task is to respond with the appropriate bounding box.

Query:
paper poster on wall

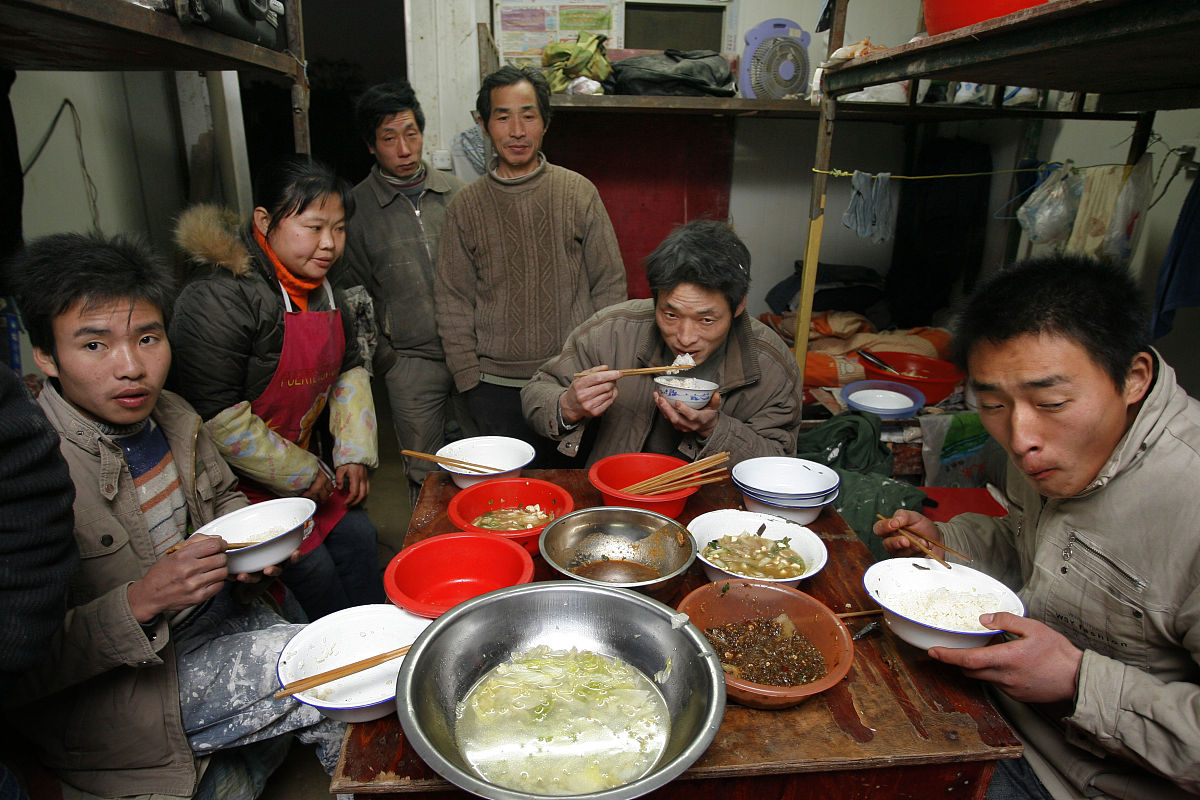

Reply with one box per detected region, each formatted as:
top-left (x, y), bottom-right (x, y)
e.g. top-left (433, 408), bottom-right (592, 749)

top-left (494, 2), bottom-right (623, 66)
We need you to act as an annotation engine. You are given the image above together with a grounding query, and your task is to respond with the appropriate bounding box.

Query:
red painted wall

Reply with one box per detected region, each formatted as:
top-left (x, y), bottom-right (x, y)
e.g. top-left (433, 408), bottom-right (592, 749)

top-left (544, 113), bottom-right (736, 299)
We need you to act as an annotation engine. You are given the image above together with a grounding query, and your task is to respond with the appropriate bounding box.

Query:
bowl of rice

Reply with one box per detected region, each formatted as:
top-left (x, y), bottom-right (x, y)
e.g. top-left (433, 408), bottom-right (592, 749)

top-left (653, 375), bottom-right (718, 409)
top-left (863, 558), bottom-right (1025, 649)
top-left (191, 497), bottom-right (316, 575)
top-left (687, 509), bottom-right (827, 587)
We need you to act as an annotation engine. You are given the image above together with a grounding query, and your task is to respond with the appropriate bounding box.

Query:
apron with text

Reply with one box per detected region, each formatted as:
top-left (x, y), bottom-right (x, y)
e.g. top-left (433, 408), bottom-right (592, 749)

top-left (240, 281), bottom-right (348, 553)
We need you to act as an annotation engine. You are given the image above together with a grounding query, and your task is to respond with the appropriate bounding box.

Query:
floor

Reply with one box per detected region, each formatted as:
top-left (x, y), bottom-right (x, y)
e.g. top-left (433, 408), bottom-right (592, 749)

top-left (261, 382), bottom-right (413, 799)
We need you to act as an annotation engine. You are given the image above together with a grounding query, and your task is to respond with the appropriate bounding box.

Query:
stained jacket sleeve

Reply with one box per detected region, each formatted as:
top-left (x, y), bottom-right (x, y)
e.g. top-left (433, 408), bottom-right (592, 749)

top-left (328, 366), bottom-right (379, 469)
top-left (205, 401), bottom-right (319, 495)
top-left (434, 203), bottom-right (482, 393)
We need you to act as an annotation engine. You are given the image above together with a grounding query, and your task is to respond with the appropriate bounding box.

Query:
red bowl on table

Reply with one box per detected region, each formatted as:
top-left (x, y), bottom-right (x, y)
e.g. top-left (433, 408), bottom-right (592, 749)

top-left (677, 580), bottom-right (853, 710)
top-left (588, 452), bottom-right (699, 519)
top-left (383, 532), bottom-right (534, 618)
top-left (446, 477), bottom-right (574, 554)
top-left (860, 350), bottom-right (964, 405)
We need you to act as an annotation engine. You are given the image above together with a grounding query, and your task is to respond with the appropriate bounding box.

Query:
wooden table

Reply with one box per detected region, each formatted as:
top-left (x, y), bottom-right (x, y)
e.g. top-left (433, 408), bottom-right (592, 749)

top-left (332, 470), bottom-right (1021, 798)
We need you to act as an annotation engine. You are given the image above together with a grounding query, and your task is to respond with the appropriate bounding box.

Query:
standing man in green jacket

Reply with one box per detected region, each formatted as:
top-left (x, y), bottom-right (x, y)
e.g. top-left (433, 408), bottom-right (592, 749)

top-left (336, 79), bottom-right (469, 498)
top-left (435, 65), bottom-right (626, 465)
top-left (875, 256), bottom-right (1200, 800)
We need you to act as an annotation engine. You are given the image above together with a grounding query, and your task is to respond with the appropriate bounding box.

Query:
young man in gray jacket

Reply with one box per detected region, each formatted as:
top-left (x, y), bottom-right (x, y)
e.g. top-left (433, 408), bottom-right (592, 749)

top-left (875, 256), bottom-right (1200, 800)
top-left (8, 233), bottom-right (342, 799)
top-left (336, 79), bottom-right (468, 497)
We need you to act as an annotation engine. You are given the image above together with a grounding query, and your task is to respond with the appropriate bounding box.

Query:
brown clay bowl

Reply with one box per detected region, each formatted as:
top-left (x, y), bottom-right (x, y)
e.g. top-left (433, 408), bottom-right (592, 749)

top-left (676, 580), bottom-right (854, 709)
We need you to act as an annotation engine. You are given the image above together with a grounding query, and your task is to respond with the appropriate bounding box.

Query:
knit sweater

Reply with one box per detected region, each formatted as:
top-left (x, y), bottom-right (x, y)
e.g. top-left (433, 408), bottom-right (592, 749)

top-left (434, 157), bottom-right (627, 391)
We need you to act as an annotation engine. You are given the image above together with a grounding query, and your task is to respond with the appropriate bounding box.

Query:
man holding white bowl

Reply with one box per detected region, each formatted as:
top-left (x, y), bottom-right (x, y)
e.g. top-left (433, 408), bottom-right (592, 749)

top-left (522, 219), bottom-right (802, 466)
top-left (874, 256), bottom-right (1200, 800)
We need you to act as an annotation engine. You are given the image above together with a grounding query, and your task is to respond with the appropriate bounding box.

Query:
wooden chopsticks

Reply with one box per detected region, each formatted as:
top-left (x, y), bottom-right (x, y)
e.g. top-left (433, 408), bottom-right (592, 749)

top-left (165, 538), bottom-right (256, 555)
top-left (837, 608), bottom-right (883, 619)
top-left (274, 644), bottom-right (412, 699)
top-left (572, 364), bottom-right (696, 379)
top-left (875, 513), bottom-right (974, 569)
top-left (401, 449), bottom-right (498, 474)
top-left (639, 469), bottom-right (728, 496)
top-left (620, 452), bottom-right (729, 496)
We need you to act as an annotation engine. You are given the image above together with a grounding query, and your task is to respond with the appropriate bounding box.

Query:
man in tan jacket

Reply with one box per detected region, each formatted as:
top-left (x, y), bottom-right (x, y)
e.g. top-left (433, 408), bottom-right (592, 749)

top-left (876, 256), bottom-right (1200, 800)
top-left (9, 232), bottom-right (341, 799)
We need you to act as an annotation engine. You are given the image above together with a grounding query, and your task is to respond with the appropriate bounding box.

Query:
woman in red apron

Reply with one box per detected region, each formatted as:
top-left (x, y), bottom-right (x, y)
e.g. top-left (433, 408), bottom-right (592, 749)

top-left (170, 155), bottom-right (384, 619)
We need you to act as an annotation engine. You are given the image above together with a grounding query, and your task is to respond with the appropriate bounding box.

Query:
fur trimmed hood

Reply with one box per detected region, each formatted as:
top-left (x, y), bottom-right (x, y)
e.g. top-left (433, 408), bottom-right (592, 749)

top-left (173, 204), bottom-right (253, 277)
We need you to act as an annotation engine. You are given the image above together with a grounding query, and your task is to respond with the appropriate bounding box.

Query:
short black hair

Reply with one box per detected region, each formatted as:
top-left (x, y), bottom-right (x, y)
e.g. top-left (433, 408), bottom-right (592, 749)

top-left (354, 79), bottom-right (425, 146)
top-left (952, 254), bottom-right (1151, 390)
top-left (476, 65), bottom-right (552, 127)
top-left (253, 153), bottom-right (356, 235)
top-left (645, 219), bottom-right (751, 313)
top-left (7, 232), bottom-right (176, 356)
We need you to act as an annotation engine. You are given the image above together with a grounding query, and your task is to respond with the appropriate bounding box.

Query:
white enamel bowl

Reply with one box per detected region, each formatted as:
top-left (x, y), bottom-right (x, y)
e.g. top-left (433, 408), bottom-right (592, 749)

top-left (863, 558), bottom-right (1025, 650)
top-left (434, 436), bottom-right (536, 489)
top-left (731, 457), bottom-right (840, 500)
top-left (741, 490), bottom-right (839, 525)
top-left (277, 603), bottom-right (432, 722)
top-left (734, 479), bottom-right (840, 508)
top-left (653, 376), bottom-right (719, 409)
top-left (687, 509), bottom-right (828, 587)
top-left (191, 497), bottom-right (316, 574)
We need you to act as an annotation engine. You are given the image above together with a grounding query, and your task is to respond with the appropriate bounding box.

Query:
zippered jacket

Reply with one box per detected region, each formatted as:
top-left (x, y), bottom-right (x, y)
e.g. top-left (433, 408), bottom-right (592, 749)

top-left (21, 384), bottom-right (246, 798)
top-left (522, 299), bottom-right (802, 465)
top-left (336, 162), bottom-right (466, 368)
top-left (939, 352), bottom-right (1200, 799)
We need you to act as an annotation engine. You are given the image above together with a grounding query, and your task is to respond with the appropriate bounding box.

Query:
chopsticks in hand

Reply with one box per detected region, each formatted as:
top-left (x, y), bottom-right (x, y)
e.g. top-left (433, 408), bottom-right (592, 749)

top-left (572, 364), bottom-right (696, 379)
top-left (165, 538), bottom-right (256, 555)
top-left (875, 513), bottom-right (973, 569)
top-left (274, 645), bottom-right (412, 699)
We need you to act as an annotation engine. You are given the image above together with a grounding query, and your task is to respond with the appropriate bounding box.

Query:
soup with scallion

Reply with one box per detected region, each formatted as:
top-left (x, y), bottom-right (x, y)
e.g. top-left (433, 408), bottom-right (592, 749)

top-left (455, 645), bottom-right (670, 795)
top-left (703, 532), bottom-right (806, 579)
top-left (470, 504), bottom-right (552, 530)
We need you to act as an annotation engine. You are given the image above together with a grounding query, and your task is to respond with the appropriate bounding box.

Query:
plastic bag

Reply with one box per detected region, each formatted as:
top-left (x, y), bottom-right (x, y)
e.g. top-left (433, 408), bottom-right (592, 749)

top-left (1017, 163), bottom-right (1084, 244)
top-left (1101, 153), bottom-right (1153, 264)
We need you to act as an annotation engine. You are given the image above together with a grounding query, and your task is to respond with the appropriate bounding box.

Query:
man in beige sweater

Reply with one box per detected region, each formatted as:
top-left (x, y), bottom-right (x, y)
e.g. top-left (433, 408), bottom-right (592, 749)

top-left (434, 65), bottom-right (626, 465)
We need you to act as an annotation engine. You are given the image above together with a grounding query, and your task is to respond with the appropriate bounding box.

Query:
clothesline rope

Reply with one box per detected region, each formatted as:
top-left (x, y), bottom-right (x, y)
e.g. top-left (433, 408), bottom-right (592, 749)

top-left (812, 160), bottom-right (1129, 181)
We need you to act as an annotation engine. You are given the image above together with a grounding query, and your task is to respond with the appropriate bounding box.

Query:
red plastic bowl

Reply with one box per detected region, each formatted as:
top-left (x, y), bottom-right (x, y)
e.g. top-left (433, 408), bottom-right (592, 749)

top-left (383, 532), bottom-right (534, 618)
top-left (446, 477), bottom-right (575, 554)
top-left (860, 350), bottom-right (964, 405)
top-left (588, 452), bottom-right (699, 519)
top-left (923, 0), bottom-right (1044, 35)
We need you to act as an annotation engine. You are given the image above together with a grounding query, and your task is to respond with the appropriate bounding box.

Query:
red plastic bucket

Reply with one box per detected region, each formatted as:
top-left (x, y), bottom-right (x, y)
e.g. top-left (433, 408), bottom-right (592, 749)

top-left (923, 0), bottom-right (1043, 35)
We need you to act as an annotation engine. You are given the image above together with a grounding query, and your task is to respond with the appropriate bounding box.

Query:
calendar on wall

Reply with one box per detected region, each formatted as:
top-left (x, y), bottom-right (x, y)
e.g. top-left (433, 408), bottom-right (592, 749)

top-left (493, 2), bottom-right (624, 66)
top-left (492, 1), bottom-right (738, 67)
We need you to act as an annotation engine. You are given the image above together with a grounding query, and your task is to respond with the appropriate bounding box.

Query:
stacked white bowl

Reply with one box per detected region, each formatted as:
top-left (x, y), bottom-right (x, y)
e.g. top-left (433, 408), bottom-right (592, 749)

top-left (731, 457), bottom-right (841, 525)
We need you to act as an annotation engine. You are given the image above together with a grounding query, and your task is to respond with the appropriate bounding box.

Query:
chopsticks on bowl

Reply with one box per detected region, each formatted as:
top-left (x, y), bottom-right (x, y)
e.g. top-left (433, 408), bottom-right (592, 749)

top-left (165, 538), bottom-right (256, 555)
top-left (620, 452), bottom-right (729, 496)
top-left (274, 644), bottom-right (412, 699)
top-left (638, 469), bottom-right (729, 496)
top-left (874, 513), bottom-right (973, 569)
top-left (856, 348), bottom-right (903, 375)
top-left (572, 364), bottom-right (696, 379)
top-left (401, 449), bottom-right (498, 474)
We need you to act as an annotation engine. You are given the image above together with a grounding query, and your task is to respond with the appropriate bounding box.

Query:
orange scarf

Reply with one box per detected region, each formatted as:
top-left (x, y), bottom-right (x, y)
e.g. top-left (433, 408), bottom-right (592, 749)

top-left (253, 225), bottom-right (322, 311)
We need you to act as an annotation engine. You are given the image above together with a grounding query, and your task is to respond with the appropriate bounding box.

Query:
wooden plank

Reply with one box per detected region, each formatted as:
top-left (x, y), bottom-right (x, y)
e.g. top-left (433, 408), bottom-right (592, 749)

top-left (0, 0), bottom-right (299, 78)
top-left (822, 0), bottom-right (1200, 103)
